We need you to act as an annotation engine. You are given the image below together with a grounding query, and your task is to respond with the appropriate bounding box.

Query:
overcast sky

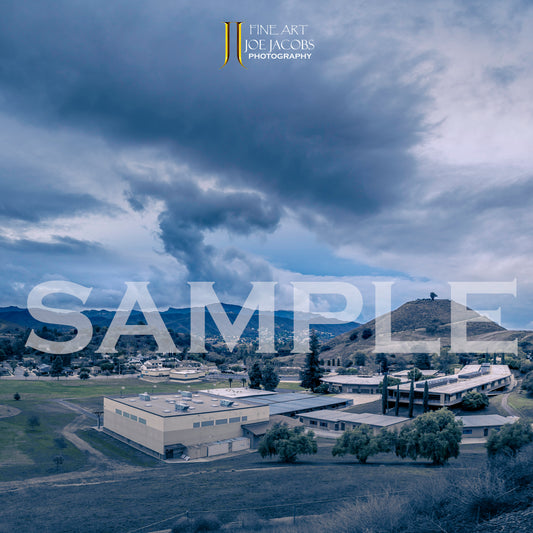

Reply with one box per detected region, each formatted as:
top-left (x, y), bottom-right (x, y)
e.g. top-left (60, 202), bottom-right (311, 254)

top-left (0, 0), bottom-right (532, 327)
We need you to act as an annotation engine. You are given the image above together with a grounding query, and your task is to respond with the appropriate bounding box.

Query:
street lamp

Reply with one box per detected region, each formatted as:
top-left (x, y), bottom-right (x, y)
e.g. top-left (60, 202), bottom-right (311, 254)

top-left (120, 386), bottom-right (125, 397)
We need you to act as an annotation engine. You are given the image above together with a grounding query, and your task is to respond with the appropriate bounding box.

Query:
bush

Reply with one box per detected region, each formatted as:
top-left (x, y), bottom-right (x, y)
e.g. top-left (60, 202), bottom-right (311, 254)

top-left (314, 383), bottom-right (330, 394)
top-left (349, 332), bottom-right (358, 341)
top-left (519, 359), bottom-right (533, 374)
top-left (259, 424), bottom-right (317, 463)
top-left (172, 515), bottom-right (221, 533)
top-left (407, 368), bottom-right (423, 381)
top-left (27, 415), bottom-right (40, 430)
top-left (486, 419), bottom-right (533, 458)
top-left (361, 328), bottom-right (372, 340)
top-left (13, 392), bottom-right (20, 401)
top-left (521, 371), bottom-right (533, 394)
top-left (461, 391), bottom-right (489, 411)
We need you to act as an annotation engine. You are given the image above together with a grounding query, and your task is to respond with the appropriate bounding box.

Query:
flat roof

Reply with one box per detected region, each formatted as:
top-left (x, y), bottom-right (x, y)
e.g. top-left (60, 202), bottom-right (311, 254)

top-left (299, 409), bottom-right (409, 427)
top-left (393, 365), bottom-right (511, 394)
top-left (321, 375), bottom-right (385, 385)
top-left (457, 415), bottom-right (518, 428)
top-left (392, 369), bottom-right (439, 377)
top-left (201, 388), bottom-right (277, 399)
top-left (106, 392), bottom-right (261, 418)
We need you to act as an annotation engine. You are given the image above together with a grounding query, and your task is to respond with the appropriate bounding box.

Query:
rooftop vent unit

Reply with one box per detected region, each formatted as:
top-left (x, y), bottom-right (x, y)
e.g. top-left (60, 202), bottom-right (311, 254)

top-left (181, 391), bottom-right (193, 398)
top-left (192, 400), bottom-right (204, 404)
top-left (163, 409), bottom-right (171, 413)
top-left (480, 363), bottom-right (491, 374)
top-left (175, 403), bottom-right (190, 411)
top-left (165, 399), bottom-right (176, 403)
top-left (458, 371), bottom-right (481, 379)
top-left (139, 393), bottom-right (150, 401)
top-left (220, 399), bottom-right (234, 407)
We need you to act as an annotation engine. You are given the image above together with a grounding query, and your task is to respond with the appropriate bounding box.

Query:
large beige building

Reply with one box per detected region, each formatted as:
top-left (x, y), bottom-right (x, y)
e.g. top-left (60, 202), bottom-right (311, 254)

top-left (103, 391), bottom-right (269, 459)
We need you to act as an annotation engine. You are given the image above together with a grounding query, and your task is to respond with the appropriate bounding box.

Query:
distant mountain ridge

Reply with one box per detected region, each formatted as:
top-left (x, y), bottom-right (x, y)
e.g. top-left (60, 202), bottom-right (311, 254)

top-left (0, 304), bottom-right (360, 341)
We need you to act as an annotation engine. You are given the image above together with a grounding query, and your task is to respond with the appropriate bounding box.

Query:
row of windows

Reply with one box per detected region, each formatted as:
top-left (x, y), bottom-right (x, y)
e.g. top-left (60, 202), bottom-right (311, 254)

top-left (115, 408), bottom-right (146, 425)
top-left (192, 415), bottom-right (247, 428)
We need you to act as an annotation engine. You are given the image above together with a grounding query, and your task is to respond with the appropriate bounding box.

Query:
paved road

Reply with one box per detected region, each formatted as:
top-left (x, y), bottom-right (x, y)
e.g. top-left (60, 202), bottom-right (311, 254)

top-left (500, 373), bottom-right (520, 417)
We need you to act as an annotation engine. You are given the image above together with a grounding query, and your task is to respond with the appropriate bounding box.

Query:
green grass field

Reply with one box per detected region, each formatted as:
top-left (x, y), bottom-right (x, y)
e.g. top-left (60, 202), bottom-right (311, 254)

top-left (507, 389), bottom-right (533, 418)
top-left (0, 399), bottom-right (86, 481)
top-left (0, 377), bottom-right (222, 402)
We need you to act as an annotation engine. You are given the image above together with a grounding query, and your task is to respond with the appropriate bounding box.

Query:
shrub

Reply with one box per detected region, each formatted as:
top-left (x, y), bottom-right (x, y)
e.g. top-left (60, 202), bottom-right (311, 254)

top-left (407, 367), bottom-right (423, 381)
top-left (461, 391), bottom-right (489, 411)
top-left (519, 359), bottom-right (533, 374)
top-left (314, 383), bottom-right (330, 394)
top-left (349, 332), bottom-right (358, 341)
top-left (13, 392), bottom-right (20, 401)
top-left (361, 328), bottom-right (372, 340)
top-left (259, 424), bottom-right (317, 463)
top-left (486, 419), bottom-right (533, 458)
top-left (27, 415), bottom-right (40, 430)
top-left (521, 371), bottom-right (533, 394)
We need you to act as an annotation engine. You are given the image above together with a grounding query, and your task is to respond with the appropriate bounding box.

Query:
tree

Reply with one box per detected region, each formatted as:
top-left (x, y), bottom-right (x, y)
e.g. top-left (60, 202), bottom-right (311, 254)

top-left (461, 391), bottom-right (489, 411)
top-left (300, 331), bottom-right (323, 392)
top-left (375, 353), bottom-right (388, 373)
top-left (521, 371), bottom-right (533, 395)
top-left (361, 328), bottom-right (373, 340)
top-left (259, 424), bottom-right (317, 463)
top-left (314, 382), bottom-right (330, 394)
top-left (355, 352), bottom-right (366, 366)
top-left (487, 419), bottom-right (533, 458)
top-left (248, 361), bottom-right (263, 389)
top-left (27, 415), bottom-right (40, 430)
top-left (79, 370), bottom-right (90, 380)
top-left (414, 353), bottom-right (431, 370)
top-left (408, 378), bottom-right (415, 418)
top-left (13, 392), bottom-right (21, 401)
top-left (430, 292), bottom-right (437, 301)
top-left (332, 425), bottom-right (387, 464)
top-left (407, 368), bottom-right (423, 381)
top-left (261, 363), bottom-right (280, 391)
top-left (395, 383), bottom-right (400, 416)
top-left (395, 409), bottom-right (462, 465)
top-left (435, 347), bottom-right (458, 375)
top-left (50, 356), bottom-right (64, 379)
top-left (381, 373), bottom-right (388, 415)
top-left (422, 381), bottom-right (429, 413)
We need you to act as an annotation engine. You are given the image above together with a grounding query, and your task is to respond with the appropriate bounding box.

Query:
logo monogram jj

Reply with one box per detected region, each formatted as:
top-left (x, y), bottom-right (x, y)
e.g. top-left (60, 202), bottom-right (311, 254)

top-left (220, 21), bottom-right (246, 69)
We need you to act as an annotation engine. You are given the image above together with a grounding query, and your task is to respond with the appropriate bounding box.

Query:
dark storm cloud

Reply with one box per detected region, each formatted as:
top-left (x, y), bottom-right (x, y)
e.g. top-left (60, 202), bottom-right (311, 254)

top-left (0, 0), bottom-right (435, 299)
top-left (0, 235), bottom-right (105, 256)
top-left (0, 165), bottom-right (107, 222)
top-left (0, 0), bottom-right (428, 222)
top-left (127, 175), bottom-right (279, 285)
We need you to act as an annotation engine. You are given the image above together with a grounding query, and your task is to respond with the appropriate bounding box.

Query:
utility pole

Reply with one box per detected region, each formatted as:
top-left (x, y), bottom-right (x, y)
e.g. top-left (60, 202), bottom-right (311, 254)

top-left (94, 410), bottom-right (104, 429)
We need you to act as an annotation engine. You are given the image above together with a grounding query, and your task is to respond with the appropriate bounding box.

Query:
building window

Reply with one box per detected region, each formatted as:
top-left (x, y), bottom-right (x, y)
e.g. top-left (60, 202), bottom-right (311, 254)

top-left (115, 409), bottom-right (122, 415)
top-left (193, 422), bottom-right (200, 428)
top-left (130, 415), bottom-right (137, 421)
top-left (463, 429), bottom-right (472, 434)
top-left (139, 418), bottom-right (146, 425)
top-left (320, 422), bottom-right (328, 428)
top-left (216, 419), bottom-right (227, 425)
top-left (310, 420), bottom-right (317, 425)
top-left (242, 416), bottom-right (247, 421)
top-left (201, 420), bottom-right (214, 427)
top-left (229, 417), bottom-right (240, 423)
top-left (123, 412), bottom-right (130, 418)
